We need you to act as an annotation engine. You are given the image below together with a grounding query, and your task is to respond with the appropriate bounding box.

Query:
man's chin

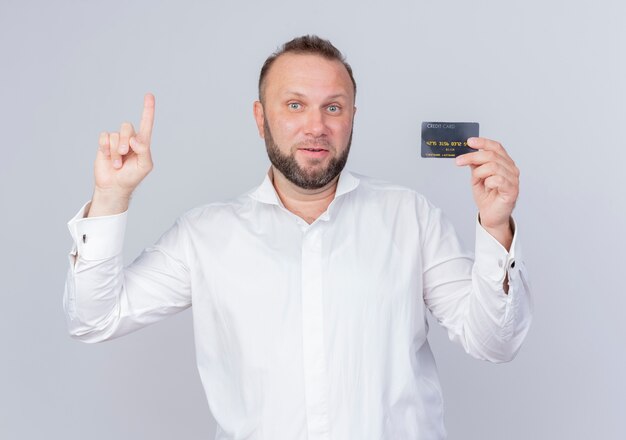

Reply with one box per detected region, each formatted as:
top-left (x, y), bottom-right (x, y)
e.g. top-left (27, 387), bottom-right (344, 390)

top-left (295, 169), bottom-right (328, 183)
top-left (296, 159), bottom-right (327, 170)
top-left (284, 166), bottom-right (338, 190)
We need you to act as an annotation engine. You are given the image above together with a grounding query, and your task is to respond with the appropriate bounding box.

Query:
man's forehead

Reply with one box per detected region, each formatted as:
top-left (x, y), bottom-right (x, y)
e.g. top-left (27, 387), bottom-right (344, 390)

top-left (264, 53), bottom-right (354, 98)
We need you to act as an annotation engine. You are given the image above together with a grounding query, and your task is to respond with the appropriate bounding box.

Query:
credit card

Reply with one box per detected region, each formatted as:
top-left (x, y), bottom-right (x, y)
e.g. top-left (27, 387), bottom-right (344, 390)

top-left (421, 122), bottom-right (479, 158)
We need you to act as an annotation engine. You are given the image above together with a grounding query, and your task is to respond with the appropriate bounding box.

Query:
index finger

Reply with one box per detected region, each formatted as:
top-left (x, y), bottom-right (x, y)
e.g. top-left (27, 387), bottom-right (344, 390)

top-left (138, 93), bottom-right (155, 141)
top-left (467, 137), bottom-right (511, 160)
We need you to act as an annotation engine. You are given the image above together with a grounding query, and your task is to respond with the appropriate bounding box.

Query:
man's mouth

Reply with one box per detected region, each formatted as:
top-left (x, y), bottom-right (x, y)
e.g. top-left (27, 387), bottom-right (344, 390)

top-left (298, 147), bottom-right (330, 157)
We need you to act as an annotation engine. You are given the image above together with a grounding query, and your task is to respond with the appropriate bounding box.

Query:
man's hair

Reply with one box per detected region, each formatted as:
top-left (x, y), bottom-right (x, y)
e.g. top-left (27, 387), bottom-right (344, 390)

top-left (258, 35), bottom-right (357, 102)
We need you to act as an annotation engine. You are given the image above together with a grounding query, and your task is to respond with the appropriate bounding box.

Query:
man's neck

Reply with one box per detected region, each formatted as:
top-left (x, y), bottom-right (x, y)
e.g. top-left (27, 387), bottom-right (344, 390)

top-left (270, 167), bottom-right (338, 224)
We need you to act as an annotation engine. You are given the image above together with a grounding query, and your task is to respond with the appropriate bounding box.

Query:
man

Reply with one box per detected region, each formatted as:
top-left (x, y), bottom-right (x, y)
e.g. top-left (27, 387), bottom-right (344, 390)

top-left (65, 35), bottom-right (531, 439)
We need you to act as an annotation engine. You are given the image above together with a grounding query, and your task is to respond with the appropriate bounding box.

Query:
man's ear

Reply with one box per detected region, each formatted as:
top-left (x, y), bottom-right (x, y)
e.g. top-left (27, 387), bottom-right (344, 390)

top-left (253, 101), bottom-right (265, 138)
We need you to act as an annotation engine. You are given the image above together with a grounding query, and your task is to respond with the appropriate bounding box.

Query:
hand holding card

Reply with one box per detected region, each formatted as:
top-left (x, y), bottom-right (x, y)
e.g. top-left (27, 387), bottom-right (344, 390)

top-left (420, 121), bottom-right (519, 249)
top-left (455, 137), bottom-right (520, 251)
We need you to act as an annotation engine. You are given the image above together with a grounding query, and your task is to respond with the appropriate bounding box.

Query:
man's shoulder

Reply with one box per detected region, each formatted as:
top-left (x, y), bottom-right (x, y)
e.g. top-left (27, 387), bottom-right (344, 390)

top-left (177, 192), bottom-right (254, 225)
top-left (350, 171), bottom-right (430, 205)
top-left (353, 172), bottom-right (411, 191)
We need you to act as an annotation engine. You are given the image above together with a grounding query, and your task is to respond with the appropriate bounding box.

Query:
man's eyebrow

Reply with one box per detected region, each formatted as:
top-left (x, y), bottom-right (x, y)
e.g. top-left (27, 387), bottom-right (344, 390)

top-left (283, 91), bottom-right (349, 101)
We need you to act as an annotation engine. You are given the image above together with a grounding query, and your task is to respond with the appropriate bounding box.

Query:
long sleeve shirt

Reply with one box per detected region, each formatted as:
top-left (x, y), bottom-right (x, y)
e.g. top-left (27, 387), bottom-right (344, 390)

top-left (64, 169), bottom-right (532, 440)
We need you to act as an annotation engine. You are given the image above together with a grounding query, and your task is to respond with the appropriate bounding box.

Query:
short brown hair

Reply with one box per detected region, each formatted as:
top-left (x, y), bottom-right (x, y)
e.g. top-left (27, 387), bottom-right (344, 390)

top-left (258, 35), bottom-right (357, 102)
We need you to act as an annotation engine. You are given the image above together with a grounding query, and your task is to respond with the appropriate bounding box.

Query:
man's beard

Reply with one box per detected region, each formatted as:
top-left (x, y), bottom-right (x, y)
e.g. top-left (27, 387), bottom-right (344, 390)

top-left (263, 118), bottom-right (352, 190)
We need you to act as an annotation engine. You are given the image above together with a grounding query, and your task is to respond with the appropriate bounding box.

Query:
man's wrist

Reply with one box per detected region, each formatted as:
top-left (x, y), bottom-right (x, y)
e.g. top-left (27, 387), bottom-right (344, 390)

top-left (87, 188), bottom-right (131, 217)
top-left (479, 215), bottom-right (514, 252)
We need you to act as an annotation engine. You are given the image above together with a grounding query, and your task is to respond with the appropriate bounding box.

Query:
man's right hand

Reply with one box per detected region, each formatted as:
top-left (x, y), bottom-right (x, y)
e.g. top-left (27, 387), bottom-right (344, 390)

top-left (87, 93), bottom-right (156, 217)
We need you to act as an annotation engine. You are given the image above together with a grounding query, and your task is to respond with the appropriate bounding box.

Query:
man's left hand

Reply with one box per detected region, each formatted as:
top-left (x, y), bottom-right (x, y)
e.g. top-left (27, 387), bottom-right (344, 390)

top-left (455, 137), bottom-right (519, 250)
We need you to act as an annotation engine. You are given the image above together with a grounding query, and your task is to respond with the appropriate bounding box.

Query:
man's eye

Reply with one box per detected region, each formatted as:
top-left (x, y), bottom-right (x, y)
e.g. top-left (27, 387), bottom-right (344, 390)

top-left (289, 103), bottom-right (301, 110)
top-left (327, 105), bottom-right (339, 112)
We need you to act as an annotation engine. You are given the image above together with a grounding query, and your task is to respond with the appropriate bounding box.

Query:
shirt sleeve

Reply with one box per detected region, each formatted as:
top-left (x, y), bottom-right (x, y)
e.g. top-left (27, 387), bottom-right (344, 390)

top-left (420, 199), bottom-right (532, 363)
top-left (63, 202), bottom-right (192, 343)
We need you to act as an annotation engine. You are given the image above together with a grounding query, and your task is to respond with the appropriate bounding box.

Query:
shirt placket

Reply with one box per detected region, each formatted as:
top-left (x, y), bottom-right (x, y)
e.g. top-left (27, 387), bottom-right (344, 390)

top-left (300, 225), bottom-right (331, 439)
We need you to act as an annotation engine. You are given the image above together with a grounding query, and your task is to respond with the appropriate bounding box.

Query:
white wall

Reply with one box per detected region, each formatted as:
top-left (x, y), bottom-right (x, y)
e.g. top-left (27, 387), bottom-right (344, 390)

top-left (1, 0), bottom-right (623, 438)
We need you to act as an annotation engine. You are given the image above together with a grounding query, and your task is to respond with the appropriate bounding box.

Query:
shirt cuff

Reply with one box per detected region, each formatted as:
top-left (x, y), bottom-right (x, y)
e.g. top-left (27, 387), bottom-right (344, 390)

top-left (474, 215), bottom-right (522, 286)
top-left (67, 201), bottom-right (128, 261)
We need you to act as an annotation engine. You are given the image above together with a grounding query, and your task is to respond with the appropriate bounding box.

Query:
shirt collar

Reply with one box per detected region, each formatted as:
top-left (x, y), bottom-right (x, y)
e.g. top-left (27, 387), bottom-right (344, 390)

top-left (249, 167), bottom-right (360, 206)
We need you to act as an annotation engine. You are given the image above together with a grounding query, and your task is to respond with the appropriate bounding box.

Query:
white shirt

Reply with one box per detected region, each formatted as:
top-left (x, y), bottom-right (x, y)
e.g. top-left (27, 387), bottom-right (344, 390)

top-left (64, 169), bottom-right (532, 440)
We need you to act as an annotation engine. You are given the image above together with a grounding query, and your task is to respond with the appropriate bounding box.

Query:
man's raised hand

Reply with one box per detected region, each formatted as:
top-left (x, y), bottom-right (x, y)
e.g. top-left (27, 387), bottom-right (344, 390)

top-left (88, 94), bottom-right (155, 217)
top-left (455, 137), bottom-right (520, 251)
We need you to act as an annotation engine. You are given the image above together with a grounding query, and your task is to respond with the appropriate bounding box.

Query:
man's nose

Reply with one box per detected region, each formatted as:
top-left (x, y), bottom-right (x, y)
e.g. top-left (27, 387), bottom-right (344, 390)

top-left (303, 109), bottom-right (327, 137)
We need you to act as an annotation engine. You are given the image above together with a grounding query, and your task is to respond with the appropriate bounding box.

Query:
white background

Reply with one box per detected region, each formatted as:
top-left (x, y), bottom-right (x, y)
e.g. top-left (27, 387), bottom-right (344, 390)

top-left (1, 0), bottom-right (624, 438)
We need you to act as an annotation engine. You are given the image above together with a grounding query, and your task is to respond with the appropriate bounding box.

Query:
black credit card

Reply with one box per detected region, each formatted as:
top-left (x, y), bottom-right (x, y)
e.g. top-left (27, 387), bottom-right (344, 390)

top-left (421, 122), bottom-right (479, 158)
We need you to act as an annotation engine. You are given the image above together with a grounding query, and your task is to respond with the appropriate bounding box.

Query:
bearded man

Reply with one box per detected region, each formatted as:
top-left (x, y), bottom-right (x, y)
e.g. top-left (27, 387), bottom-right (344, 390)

top-left (64, 35), bottom-right (531, 439)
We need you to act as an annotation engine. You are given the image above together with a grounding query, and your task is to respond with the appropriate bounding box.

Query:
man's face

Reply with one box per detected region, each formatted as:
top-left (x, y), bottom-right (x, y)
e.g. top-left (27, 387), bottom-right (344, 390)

top-left (254, 53), bottom-right (356, 190)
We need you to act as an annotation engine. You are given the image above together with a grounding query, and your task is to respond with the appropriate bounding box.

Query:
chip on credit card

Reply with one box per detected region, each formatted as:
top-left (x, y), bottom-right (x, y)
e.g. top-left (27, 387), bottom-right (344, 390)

top-left (421, 122), bottom-right (479, 158)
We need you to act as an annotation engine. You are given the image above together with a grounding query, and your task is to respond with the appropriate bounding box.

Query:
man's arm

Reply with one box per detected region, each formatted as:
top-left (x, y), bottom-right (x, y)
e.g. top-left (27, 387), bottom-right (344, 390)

top-left (64, 94), bottom-right (192, 342)
top-left (422, 138), bottom-right (531, 362)
top-left (420, 202), bottom-right (532, 363)
top-left (456, 137), bottom-right (522, 294)
top-left (64, 205), bottom-right (192, 343)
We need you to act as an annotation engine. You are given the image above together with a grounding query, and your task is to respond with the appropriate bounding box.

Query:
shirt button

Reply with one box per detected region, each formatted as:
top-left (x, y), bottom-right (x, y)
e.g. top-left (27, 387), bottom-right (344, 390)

top-left (82, 234), bottom-right (87, 244)
top-left (510, 260), bottom-right (516, 268)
